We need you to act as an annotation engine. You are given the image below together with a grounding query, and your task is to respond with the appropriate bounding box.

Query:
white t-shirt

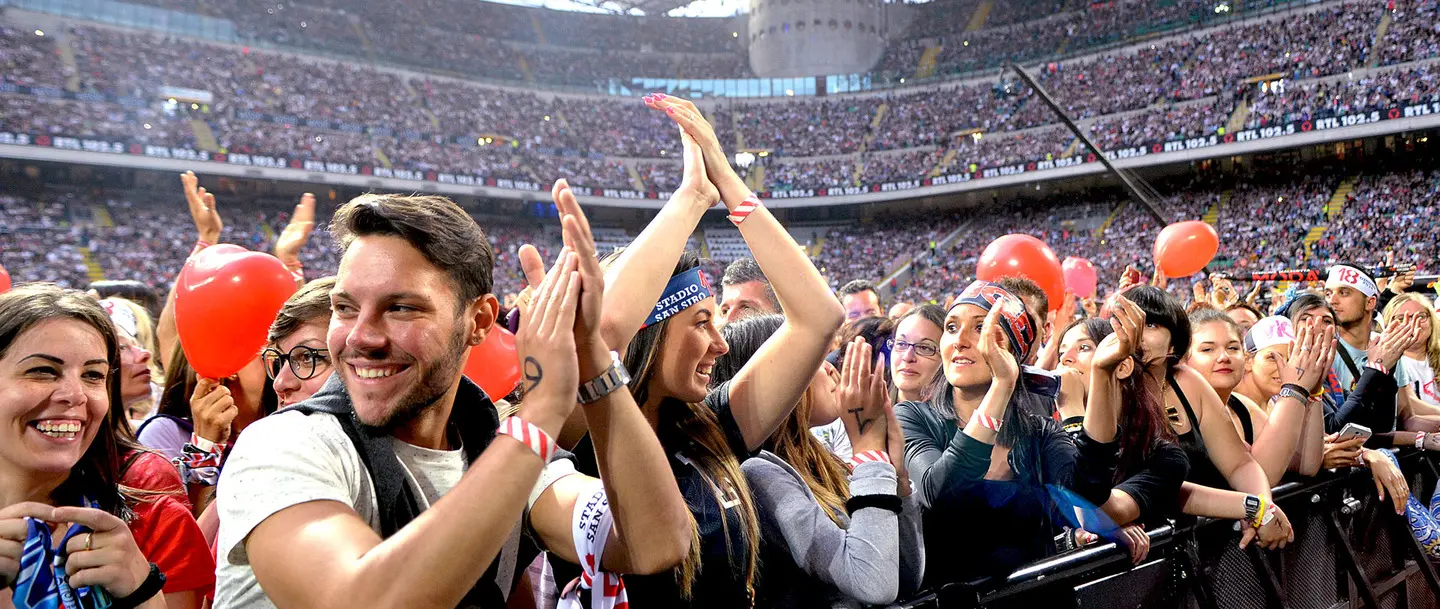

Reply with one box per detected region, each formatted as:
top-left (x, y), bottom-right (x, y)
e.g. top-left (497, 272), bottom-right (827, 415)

top-left (809, 419), bottom-right (853, 461)
top-left (215, 409), bottom-right (575, 609)
top-left (1401, 355), bottom-right (1440, 406)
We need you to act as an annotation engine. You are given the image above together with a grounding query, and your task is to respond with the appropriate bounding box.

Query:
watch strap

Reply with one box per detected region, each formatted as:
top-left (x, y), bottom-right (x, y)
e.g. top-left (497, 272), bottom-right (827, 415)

top-left (578, 351), bottom-right (631, 404)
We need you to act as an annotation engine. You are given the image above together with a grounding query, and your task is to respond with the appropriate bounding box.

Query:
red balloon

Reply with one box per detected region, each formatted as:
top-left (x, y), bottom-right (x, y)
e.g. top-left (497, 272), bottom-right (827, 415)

top-left (1154, 221), bottom-right (1220, 278)
top-left (175, 245), bottom-right (297, 379)
top-left (463, 327), bottom-right (521, 399)
top-left (0, 264), bottom-right (10, 294)
top-left (976, 234), bottom-right (1065, 311)
top-left (1061, 257), bottom-right (1098, 298)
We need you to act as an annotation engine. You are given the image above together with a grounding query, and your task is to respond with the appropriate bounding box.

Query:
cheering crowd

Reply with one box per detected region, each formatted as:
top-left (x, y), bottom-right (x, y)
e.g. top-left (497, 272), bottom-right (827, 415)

top-left (0, 0), bottom-right (1438, 196)
top-left (2, 92), bottom-right (1440, 609)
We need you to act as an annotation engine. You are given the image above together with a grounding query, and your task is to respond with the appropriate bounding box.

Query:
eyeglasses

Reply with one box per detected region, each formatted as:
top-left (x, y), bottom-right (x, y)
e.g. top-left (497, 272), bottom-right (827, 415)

top-left (261, 345), bottom-right (332, 380)
top-left (887, 338), bottom-right (938, 358)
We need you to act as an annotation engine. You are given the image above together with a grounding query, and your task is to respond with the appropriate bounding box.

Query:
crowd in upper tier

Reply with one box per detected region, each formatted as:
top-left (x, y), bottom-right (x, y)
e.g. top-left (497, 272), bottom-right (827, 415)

top-left (2, 0), bottom-right (1436, 195)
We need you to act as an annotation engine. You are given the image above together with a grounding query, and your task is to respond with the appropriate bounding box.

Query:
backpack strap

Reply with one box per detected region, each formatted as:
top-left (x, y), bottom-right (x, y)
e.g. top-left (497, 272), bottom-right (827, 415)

top-left (286, 374), bottom-right (510, 608)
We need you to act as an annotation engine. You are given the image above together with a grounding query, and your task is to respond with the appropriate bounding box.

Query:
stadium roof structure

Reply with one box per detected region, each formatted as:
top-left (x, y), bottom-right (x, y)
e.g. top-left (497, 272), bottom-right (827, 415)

top-left (486, 0), bottom-right (745, 17)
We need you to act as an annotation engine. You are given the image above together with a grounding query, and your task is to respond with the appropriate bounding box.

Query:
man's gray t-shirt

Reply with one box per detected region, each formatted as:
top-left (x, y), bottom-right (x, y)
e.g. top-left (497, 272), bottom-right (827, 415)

top-left (215, 409), bottom-right (575, 609)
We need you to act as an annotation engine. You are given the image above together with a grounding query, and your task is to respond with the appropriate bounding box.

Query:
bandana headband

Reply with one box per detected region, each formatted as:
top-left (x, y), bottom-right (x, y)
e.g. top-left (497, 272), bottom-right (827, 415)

top-left (1245, 316), bottom-right (1294, 353)
top-left (950, 280), bottom-right (1037, 364)
top-left (1326, 265), bottom-right (1378, 298)
top-left (641, 267), bottom-right (713, 329)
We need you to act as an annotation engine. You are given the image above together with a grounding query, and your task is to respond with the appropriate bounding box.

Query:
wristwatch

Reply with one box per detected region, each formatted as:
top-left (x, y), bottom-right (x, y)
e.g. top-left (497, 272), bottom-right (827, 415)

top-left (578, 351), bottom-right (632, 404)
top-left (1275, 384), bottom-right (1309, 406)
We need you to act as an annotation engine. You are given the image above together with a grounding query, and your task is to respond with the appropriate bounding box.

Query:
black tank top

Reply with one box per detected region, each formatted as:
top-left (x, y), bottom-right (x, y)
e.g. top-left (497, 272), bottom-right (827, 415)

top-left (1226, 395), bottom-right (1254, 445)
top-left (1169, 375), bottom-right (1230, 490)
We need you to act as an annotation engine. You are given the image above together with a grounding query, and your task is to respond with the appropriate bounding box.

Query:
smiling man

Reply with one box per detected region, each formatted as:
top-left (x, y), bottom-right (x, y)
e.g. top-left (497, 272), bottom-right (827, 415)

top-left (214, 191), bottom-right (689, 609)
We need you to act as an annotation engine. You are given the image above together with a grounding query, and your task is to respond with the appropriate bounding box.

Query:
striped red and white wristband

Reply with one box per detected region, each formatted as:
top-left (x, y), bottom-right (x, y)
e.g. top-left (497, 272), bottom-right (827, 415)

top-left (498, 417), bottom-right (557, 462)
top-left (190, 240), bottom-right (212, 257)
top-left (975, 413), bottom-right (1002, 432)
top-left (849, 450), bottom-right (892, 470)
top-left (285, 261), bottom-right (305, 283)
top-left (728, 195), bottom-right (762, 226)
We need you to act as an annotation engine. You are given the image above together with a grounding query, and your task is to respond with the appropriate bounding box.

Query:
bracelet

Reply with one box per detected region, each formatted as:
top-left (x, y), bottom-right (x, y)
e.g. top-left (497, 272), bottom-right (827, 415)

top-left (498, 417), bottom-right (557, 462)
top-left (1367, 360), bottom-right (1390, 376)
top-left (189, 240), bottom-right (212, 257)
top-left (1260, 503), bottom-right (1278, 527)
top-left (844, 493), bottom-right (902, 516)
top-left (974, 413), bottom-right (1002, 432)
top-left (111, 562), bottom-right (166, 609)
top-left (1243, 494), bottom-right (1260, 526)
top-left (284, 261), bottom-right (305, 283)
top-left (1275, 384), bottom-right (1310, 406)
top-left (1253, 495), bottom-right (1269, 530)
top-left (1417, 431), bottom-right (1427, 450)
top-left (849, 450), bottom-right (892, 470)
top-left (727, 195), bottom-right (761, 226)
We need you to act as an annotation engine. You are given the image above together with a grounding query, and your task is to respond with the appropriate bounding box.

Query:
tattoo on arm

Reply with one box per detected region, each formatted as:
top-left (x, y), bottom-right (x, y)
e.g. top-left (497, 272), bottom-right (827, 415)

top-left (523, 356), bottom-right (543, 393)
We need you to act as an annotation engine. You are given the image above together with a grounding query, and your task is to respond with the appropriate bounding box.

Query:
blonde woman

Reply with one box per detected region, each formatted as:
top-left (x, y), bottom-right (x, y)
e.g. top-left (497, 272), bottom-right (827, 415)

top-left (1385, 293), bottom-right (1440, 406)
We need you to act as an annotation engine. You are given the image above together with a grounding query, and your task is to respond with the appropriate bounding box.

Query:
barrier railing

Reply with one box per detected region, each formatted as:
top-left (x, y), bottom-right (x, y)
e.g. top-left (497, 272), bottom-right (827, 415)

top-left (897, 450), bottom-right (1440, 609)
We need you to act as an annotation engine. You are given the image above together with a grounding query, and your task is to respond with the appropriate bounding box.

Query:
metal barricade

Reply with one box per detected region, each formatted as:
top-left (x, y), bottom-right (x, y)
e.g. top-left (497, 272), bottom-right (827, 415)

top-left (902, 450), bottom-right (1440, 609)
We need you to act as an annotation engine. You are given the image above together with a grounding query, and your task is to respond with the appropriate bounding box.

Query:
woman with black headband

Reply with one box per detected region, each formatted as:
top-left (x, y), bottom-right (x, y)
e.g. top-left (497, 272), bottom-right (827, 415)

top-left (896, 279), bottom-right (1118, 583)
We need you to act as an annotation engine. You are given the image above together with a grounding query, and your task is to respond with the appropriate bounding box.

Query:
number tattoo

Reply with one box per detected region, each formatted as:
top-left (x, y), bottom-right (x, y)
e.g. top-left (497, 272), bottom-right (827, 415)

top-left (848, 407), bottom-right (876, 435)
top-left (523, 356), bottom-right (543, 393)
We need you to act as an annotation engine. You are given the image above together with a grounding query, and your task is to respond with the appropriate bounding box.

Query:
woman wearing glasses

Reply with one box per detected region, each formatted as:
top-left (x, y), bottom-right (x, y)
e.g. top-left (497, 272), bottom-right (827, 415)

top-left (261, 277), bottom-right (336, 408)
top-left (890, 305), bottom-right (944, 404)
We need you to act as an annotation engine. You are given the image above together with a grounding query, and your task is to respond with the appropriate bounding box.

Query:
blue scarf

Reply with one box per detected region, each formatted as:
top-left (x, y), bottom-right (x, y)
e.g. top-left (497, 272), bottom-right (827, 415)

top-left (11, 498), bottom-right (113, 609)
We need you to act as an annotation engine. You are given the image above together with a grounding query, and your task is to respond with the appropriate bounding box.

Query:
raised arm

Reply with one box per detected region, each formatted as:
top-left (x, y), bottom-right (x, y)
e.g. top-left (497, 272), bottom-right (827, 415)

top-left (1176, 367), bottom-right (1272, 498)
top-left (1087, 296), bottom-right (1144, 444)
top-left (527, 179), bottom-right (690, 575)
top-left (242, 250), bottom-right (585, 609)
top-left (649, 95), bottom-right (845, 449)
top-left (1250, 323), bottom-right (1334, 484)
top-left (597, 130), bottom-right (719, 352)
top-left (273, 192), bottom-right (317, 289)
top-left (158, 171), bottom-right (223, 370)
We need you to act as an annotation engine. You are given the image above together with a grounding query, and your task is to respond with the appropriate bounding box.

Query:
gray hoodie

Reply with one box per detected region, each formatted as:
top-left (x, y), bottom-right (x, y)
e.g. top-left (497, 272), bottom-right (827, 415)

top-left (742, 451), bottom-right (925, 608)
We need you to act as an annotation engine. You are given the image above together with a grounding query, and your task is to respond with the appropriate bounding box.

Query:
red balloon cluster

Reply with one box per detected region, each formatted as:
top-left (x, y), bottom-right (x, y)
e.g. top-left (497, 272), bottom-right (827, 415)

top-left (976, 234), bottom-right (1065, 311)
top-left (174, 245), bottom-right (297, 379)
top-left (1154, 221), bottom-right (1220, 278)
top-left (463, 327), bottom-right (522, 399)
top-left (1061, 257), bottom-right (1098, 298)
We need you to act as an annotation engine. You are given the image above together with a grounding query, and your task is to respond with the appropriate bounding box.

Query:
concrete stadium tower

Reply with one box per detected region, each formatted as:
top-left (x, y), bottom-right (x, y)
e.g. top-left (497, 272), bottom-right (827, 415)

top-left (746, 0), bottom-right (886, 77)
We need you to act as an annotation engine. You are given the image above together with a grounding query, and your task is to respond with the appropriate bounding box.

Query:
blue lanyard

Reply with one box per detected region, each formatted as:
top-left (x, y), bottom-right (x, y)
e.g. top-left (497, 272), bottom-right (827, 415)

top-left (11, 498), bottom-right (113, 609)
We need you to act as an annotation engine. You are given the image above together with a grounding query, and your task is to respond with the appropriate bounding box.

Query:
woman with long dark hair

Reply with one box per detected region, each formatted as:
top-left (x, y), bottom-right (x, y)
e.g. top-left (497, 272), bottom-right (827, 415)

top-left (716, 315), bottom-right (924, 607)
top-left (1050, 301), bottom-right (1187, 563)
top-left (897, 278), bottom-right (1119, 583)
top-left (1126, 285), bottom-right (1322, 549)
top-left (0, 284), bottom-right (213, 609)
top-left (548, 94), bottom-right (844, 606)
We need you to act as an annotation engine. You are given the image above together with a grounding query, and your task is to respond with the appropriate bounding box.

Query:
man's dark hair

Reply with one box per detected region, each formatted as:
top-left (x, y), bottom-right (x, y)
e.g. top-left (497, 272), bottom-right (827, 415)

top-left (89, 279), bottom-right (161, 317)
top-left (837, 279), bottom-right (879, 300)
top-left (1225, 302), bottom-right (1264, 320)
top-left (331, 194), bottom-right (494, 305)
top-left (996, 276), bottom-right (1049, 320)
top-left (722, 257), bottom-right (780, 311)
top-left (1286, 293), bottom-right (1336, 325)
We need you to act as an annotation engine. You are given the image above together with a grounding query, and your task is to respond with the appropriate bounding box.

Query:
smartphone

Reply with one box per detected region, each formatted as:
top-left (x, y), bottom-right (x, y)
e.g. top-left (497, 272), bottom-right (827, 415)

top-left (1335, 423), bottom-right (1372, 444)
top-left (1122, 266), bottom-right (1142, 286)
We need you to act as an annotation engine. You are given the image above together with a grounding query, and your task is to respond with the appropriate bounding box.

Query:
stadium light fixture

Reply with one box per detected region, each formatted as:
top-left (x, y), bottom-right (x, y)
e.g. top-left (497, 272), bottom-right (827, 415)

top-left (735, 151), bottom-right (755, 168)
top-left (732, 32), bottom-right (739, 37)
top-left (544, 115), bottom-right (552, 121)
top-left (34, 30), bottom-right (44, 37)
top-left (785, 89), bottom-right (794, 96)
